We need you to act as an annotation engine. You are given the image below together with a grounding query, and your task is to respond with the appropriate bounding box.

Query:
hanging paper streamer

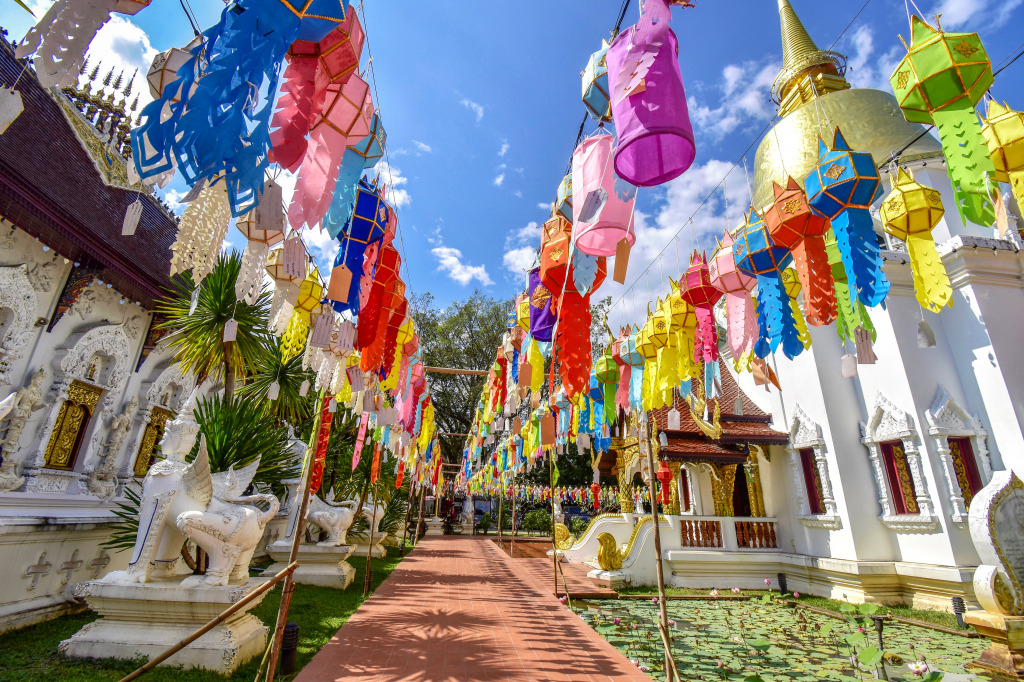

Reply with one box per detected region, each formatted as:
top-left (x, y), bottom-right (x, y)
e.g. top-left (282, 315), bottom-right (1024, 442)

top-left (879, 169), bottom-right (952, 312)
top-left (594, 348), bottom-right (619, 425)
top-left (667, 280), bottom-right (698, 381)
top-left (582, 40), bottom-right (612, 122)
top-left (983, 100), bottom-right (1024, 215)
top-left (572, 132), bottom-right (637, 256)
top-left (17, 0), bottom-right (152, 90)
top-left (890, 16), bottom-right (995, 227)
top-left (352, 412), bottom-right (370, 470)
top-left (606, 0), bottom-right (695, 186)
top-left (735, 210), bottom-right (803, 360)
top-left (680, 251), bottom-right (723, 364)
top-left (781, 269), bottom-right (812, 349)
top-left (710, 231), bottom-right (757, 368)
top-left (170, 181), bottom-right (231, 284)
top-left (762, 178), bottom-right (836, 326)
top-left (804, 129), bottom-right (888, 308)
top-left (825, 235), bottom-right (876, 345)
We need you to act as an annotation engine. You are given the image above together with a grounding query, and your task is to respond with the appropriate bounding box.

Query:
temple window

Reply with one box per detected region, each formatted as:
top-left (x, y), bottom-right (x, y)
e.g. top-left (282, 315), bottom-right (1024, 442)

top-left (924, 388), bottom-right (992, 526)
top-left (799, 448), bottom-right (826, 515)
top-left (947, 437), bottom-right (983, 508)
top-left (880, 440), bottom-right (919, 515)
top-left (787, 405), bottom-right (841, 530)
top-left (43, 380), bottom-right (103, 470)
top-left (679, 467), bottom-right (691, 512)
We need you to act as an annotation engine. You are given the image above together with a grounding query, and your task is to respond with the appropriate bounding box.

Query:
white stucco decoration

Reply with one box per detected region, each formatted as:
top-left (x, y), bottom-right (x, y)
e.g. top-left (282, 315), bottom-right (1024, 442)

top-left (0, 265), bottom-right (40, 386)
top-left (925, 385), bottom-right (993, 526)
top-left (58, 322), bottom-right (135, 391)
top-left (860, 393), bottom-right (939, 533)
top-left (146, 364), bottom-right (197, 411)
top-left (787, 404), bottom-right (841, 530)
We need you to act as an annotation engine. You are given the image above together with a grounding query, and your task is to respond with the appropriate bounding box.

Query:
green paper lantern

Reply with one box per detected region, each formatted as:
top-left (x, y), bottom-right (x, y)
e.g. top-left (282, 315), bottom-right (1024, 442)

top-left (889, 16), bottom-right (996, 227)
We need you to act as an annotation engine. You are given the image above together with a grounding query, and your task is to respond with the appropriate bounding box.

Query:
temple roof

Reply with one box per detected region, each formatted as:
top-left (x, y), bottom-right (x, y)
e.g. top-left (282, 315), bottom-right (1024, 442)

top-left (0, 39), bottom-right (177, 309)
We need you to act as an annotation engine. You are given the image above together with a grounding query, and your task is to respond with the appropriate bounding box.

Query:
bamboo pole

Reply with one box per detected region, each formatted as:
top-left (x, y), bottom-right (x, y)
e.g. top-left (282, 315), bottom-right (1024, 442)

top-left (643, 421), bottom-right (680, 682)
top-left (510, 475), bottom-right (517, 558)
top-left (399, 483), bottom-right (416, 557)
top-left (549, 452), bottom-right (557, 598)
top-left (119, 561), bottom-right (298, 682)
top-left (363, 479), bottom-right (379, 596)
top-left (414, 484), bottom-right (427, 546)
top-left (261, 392), bottom-right (328, 682)
top-left (496, 476), bottom-right (504, 547)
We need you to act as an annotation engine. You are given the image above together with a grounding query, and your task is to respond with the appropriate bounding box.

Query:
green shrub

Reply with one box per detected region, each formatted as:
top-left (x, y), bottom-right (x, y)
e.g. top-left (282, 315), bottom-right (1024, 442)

top-left (479, 513), bottom-right (492, 534)
top-left (568, 517), bottom-right (588, 535)
top-left (522, 509), bottom-right (552, 534)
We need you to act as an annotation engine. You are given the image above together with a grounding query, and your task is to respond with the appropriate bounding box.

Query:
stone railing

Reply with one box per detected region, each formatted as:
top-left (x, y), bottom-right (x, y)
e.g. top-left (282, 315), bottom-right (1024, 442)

top-left (678, 516), bottom-right (778, 551)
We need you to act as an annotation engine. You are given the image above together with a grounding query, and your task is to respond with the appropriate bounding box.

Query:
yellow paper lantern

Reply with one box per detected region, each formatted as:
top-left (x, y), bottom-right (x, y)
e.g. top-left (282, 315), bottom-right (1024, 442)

top-left (982, 100), bottom-right (1024, 208)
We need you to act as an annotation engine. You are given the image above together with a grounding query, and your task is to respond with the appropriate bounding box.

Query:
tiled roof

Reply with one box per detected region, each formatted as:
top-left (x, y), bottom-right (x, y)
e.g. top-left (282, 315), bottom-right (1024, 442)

top-left (0, 41), bottom-right (176, 308)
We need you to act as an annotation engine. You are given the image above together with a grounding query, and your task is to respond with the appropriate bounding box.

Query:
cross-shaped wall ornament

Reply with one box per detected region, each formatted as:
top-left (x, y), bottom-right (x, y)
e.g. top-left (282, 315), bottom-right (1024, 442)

top-left (88, 550), bottom-right (110, 579)
top-left (24, 552), bottom-right (52, 591)
top-left (59, 549), bottom-right (84, 585)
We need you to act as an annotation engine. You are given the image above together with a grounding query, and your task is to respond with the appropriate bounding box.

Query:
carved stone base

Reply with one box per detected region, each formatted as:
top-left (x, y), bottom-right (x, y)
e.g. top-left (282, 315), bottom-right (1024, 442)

top-left (22, 468), bottom-right (80, 495)
top-left (587, 568), bottom-right (631, 590)
top-left (263, 541), bottom-right (355, 589)
top-left (381, 533), bottom-right (401, 546)
top-left (349, 542), bottom-right (386, 558)
top-left (965, 611), bottom-right (1024, 678)
top-left (60, 577), bottom-right (269, 675)
top-left (425, 517), bottom-right (444, 536)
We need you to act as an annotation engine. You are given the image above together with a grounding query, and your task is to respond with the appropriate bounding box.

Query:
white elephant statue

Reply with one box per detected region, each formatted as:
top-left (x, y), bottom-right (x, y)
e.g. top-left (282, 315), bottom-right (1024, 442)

top-left (306, 488), bottom-right (358, 546)
top-left (360, 502), bottom-right (386, 538)
top-left (110, 435), bottom-right (279, 587)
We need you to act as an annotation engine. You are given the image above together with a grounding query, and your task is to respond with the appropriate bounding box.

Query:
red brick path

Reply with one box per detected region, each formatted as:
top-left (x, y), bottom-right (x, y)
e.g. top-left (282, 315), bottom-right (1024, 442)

top-left (296, 535), bottom-right (649, 681)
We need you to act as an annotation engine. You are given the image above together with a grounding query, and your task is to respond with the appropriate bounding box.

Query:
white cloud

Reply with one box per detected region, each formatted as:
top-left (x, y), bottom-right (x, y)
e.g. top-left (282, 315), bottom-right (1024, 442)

top-left (412, 140), bottom-right (432, 153)
top-left (841, 25), bottom-right (902, 92)
top-left (503, 248), bottom-right (536, 281)
top-left (460, 97), bottom-right (484, 122)
top-left (374, 161), bottom-right (410, 208)
top-left (501, 220), bottom-right (540, 284)
top-left (492, 173), bottom-right (505, 187)
top-left (537, 202), bottom-right (552, 211)
top-left (690, 59), bottom-right (779, 141)
top-left (161, 188), bottom-right (186, 215)
top-left (432, 247), bottom-right (493, 286)
top-left (80, 16), bottom-right (159, 109)
top-left (499, 141), bottom-right (510, 157)
top-left (513, 190), bottom-right (522, 198)
top-left (930, 0), bottom-right (1022, 28)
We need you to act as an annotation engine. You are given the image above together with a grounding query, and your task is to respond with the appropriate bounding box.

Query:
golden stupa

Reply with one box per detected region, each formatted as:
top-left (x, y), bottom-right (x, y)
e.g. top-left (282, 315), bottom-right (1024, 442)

top-left (751, 0), bottom-right (941, 210)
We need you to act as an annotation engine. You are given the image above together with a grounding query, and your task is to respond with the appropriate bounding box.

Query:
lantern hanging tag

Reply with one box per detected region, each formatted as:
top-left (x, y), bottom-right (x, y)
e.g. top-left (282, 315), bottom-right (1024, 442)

top-left (299, 379), bottom-right (310, 396)
top-left (667, 407), bottom-right (681, 430)
top-left (841, 353), bottom-right (858, 378)
top-left (577, 432), bottom-right (591, 451)
top-left (0, 87), bottom-right (24, 135)
top-left (282, 235), bottom-right (306, 279)
top-left (268, 381), bottom-right (281, 400)
top-left (223, 318), bottom-right (238, 342)
top-left (917, 319), bottom-right (937, 348)
top-left (613, 238), bottom-right (632, 283)
top-left (854, 326), bottom-right (877, 364)
top-left (122, 198), bottom-right (143, 236)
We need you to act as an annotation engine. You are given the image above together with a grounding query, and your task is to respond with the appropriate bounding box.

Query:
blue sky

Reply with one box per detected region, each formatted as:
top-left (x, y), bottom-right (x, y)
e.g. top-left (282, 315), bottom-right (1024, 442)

top-left (7, 0), bottom-right (1024, 321)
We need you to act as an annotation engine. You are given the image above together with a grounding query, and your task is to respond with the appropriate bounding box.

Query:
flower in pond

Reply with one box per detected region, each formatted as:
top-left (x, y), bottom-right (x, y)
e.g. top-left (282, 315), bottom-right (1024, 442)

top-left (668, 619), bottom-right (676, 626)
top-left (652, 597), bottom-right (659, 604)
top-left (709, 589), bottom-right (720, 597)
top-left (559, 596), bottom-right (567, 604)
top-left (731, 587), bottom-right (741, 594)
top-left (613, 618), bottom-right (621, 625)
top-left (764, 578), bottom-right (771, 586)
top-left (639, 665), bottom-right (651, 672)
top-left (908, 661), bottom-right (929, 676)
top-left (908, 643), bottom-right (915, 650)
top-left (793, 592), bottom-right (800, 598)
top-left (857, 627), bottom-right (865, 633)
top-left (630, 659), bottom-right (640, 667)
top-left (716, 659), bottom-right (725, 669)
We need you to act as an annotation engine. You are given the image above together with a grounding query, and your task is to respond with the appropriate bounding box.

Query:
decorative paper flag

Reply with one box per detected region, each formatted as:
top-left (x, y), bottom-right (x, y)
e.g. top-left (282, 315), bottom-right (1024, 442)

top-left (879, 168), bottom-right (952, 312)
top-left (309, 395), bottom-right (335, 494)
top-left (605, 0), bottom-right (695, 186)
top-left (803, 129), bottom-right (888, 308)
top-left (528, 267), bottom-right (556, 343)
top-left (890, 16), bottom-right (996, 227)
top-left (826, 236), bottom-right (876, 345)
top-left (572, 132), bottom-right (637, 257)
top-left (352, 412), bottom-right (370, 470)
top-left (169, 181), bottom-right (231, 284)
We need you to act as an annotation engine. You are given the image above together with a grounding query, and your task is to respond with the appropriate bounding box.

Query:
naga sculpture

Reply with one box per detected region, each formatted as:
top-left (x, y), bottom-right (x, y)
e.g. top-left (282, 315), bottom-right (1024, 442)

top-left (596, 532), bottom-right (624, 571)
top-left (554, 523), bottom-right (574, 551)
top-left (306, 488), bottom-right (358, 546)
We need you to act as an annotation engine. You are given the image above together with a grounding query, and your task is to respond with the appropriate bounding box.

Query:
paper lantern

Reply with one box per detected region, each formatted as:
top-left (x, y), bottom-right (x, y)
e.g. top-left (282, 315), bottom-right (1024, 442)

top-left (656, 460), bottom-right (672, 504)
top-left (879, 169), bottom-right (952, 312)
top-left (572, 133), bottom-right (637, 257)
top-left (983, 100), bottom-right (1024, 212)
top-left (539, 216), bottom-right (573, 296)
top-left (235, 179), bottom-right (286, 303)
top-left (147, 38), bottom-right (201, 102)
top-left (890, 16), bottom-right (995, 227)
top-left (825, 236), bottom-right (876, 345)
top-left (606, 0), bottom-right (695, 186)
top-left (594, 349), bottom-right (619, 424)
top-left (555, 175), bottom-right (573, 223)
top-left (804, 129), bottom-right (888, 308)
top-left (710, 230), bottom-right (757, 365)
top-left (734, 210), bottom-right (803, 360)
top-left (528, 267), bottom-right (556, 343)
top-left (623, 327), bottom-right (646, 412)
top-left (555, 257), bottom-right (606, 399)
top-left (358, 243), bottom-right (401, 352)
top-left (329, 177), bottom-right (389, 314)
top-left (582, 40), bottom-right (612, 122)
top-left (762, 177), bottom-right (836, 326)
top-left (515, 294), bottom-right (531, 332)
top-left (269, 6), bottom-right (364, 172)
top-left (680, 251), bottom-right (723, 364)
top-left (667, 278), bottom-right (698, 381)
top-left (18, 0), bottom-right (152, 89)
top-left (611, 327), bottom-right (632, 414)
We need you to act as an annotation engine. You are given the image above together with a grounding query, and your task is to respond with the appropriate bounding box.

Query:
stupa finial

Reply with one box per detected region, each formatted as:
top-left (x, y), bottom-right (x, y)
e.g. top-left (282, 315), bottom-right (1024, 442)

top-left (771, 0), bottom-right (849, 112)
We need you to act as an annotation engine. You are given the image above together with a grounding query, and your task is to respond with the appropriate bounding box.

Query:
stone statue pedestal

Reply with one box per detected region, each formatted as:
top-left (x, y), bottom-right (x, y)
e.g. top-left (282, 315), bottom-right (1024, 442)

top-left (425, 516), bottom-right (444, 536)
top-left (349, 542), bottom-right (386, 558)
top-left (587, 568), bottom-right (630, 590)
top-left (263, 541), bottom-right (355, 590)
top-left (965, 611), bottom-right (1024, 678)
top-left (60, 577), bottom-right (269, 675)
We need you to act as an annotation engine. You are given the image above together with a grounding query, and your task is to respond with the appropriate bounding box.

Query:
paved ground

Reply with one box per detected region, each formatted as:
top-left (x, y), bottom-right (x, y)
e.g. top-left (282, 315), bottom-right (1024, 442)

top-left (296, 535), bottom-right (648, 681)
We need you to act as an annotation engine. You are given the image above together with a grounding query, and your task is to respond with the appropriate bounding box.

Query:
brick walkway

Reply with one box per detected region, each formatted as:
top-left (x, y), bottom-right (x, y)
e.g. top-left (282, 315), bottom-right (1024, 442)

top-left (296, 535), bottom-right (648, 681)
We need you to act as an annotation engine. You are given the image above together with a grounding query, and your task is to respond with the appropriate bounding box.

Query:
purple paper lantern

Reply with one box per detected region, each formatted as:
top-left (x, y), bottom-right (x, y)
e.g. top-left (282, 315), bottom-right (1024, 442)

top-left (606, 0), bottom-right (695, 187)
top-left (528, 267), bottom-right (556, 343)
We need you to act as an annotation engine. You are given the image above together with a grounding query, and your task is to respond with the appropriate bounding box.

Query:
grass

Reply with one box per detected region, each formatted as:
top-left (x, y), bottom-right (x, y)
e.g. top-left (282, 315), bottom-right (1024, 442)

top-left (0, 546), bottom-right (406, 681)
top-left (617, 585), bottom-right (962, 630)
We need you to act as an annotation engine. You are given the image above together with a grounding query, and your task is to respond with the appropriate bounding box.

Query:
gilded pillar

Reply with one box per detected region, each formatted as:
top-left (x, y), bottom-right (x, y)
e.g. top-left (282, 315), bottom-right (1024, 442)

top-left (710, 463), bottom-right (737, 517)
top-left (612, 439), bottom-right (632, 511)
top-left (667, 461), bottom-right (682, 515)
top-left (744, 457), bottom-right (767, 518)
top-left (133, 406), bottom-right (173, 477)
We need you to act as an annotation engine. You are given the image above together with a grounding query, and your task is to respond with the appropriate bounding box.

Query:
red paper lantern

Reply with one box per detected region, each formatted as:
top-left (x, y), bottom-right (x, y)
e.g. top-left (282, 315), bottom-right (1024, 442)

top-left (591, 481), bottom-right (602, 510)
top-left (679, 251), bottom-right (723, 363)
top-left (656, 460), bottom-right (673, 505)
top-left (762, 177), bottom-right (836, 326)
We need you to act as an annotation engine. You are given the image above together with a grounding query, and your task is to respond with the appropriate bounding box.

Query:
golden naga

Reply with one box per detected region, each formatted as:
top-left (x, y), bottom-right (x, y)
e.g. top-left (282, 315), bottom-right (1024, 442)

top-left (686, 375), bottom-right (723, 440)
top-left (597, 532), bottom-right (624, 571)
top-left (554, 523), bottom-right (574, 551)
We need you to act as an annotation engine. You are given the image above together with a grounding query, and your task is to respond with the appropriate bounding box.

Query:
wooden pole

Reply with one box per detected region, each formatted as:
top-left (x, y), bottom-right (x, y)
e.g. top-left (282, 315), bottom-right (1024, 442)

top-left (399, 483), bottom-right (416, 557)
top-left (363, 479), bottom-right (379, 596)
top-left (119, 561), bottom-right (298, 682)
top-left (549, 452), bottom-right (557, 598)
top-left (414, 482), bottom-right (427, 546)
top-left (644, 421), bottom-right (680, 682)
top-left (496, 476), bottom-right (504, 547)
top-left (510, 475), bottom-right (517, 558)
top-left (262, 392), bottom-right (327, 682)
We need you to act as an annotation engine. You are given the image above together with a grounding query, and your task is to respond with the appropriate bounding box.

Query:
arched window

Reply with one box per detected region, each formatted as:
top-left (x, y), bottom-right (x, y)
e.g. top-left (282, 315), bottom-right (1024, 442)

top-left (925, 386), bottom-right (992, 526)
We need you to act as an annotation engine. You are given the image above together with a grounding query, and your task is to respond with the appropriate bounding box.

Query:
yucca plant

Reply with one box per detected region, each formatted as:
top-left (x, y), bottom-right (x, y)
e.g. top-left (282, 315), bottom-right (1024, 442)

top-left (103, 481), bottom-right (143, 553)
top-left (237, 337), bottom-right (316, 424)
top-left (156, 252), bottom-right (272, 399)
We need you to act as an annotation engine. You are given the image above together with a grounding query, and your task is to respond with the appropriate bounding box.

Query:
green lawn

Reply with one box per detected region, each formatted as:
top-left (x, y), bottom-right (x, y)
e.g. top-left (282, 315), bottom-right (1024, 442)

top-left (0, 546), bottom-right (406, 681)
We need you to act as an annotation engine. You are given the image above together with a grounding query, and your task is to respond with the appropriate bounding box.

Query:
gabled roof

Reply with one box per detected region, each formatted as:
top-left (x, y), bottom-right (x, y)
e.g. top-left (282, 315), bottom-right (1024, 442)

top-left (0, 40), bottom-right (177, 308)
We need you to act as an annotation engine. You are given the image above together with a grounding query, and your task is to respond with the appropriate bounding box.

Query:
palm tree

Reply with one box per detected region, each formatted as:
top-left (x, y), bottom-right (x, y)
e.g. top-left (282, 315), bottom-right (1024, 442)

top-left (237, 337), bottom-right (316, 424)
top-left (155, 252), bottom-right (271, 399)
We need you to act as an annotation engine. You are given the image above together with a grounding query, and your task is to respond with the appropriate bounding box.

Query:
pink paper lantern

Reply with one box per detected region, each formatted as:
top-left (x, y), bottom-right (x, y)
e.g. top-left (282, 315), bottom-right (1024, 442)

top-left (606, 0), bottom-right (695, 187)
top-left (709, 231), bottom-right (757, 361)
top-left (680, 251), bottom-right (723, 363)
top-left (572, 133), bottom-right (637, 257)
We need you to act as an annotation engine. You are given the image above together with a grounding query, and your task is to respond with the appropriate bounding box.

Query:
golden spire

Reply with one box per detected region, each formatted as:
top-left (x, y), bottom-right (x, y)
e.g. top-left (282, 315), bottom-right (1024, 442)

top-left (771, 0), bottom-right (849, 115)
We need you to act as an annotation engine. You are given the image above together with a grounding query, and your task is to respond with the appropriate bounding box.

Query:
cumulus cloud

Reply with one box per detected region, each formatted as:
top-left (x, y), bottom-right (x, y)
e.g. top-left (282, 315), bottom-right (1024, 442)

top-left (841, 25), bottom-right (903, 92)
top-left (690, 59), bottom-right (780, 141)
top-left (537, 202), bottom-right (552, 211)
top-left (460, 97), bottom-right (484, 122)
top-left (79, 16), bottom-right (158, 109)
top-left (412, 140), bottom-right (432, 153)
top-left (493, 173), bottom-right (505, 187)
top-left (930, 0), bottom-right (1022, 28)
top-left (432, 246), bottom-right (493, 286)
top-left (513, 190), bottom-right (522, 198)
top-left (375, 161), bottom-right (411, 208)
top-left (499, 141), bottom-right (510, 157)
top-left (501, 220), bottom-right (540, 286)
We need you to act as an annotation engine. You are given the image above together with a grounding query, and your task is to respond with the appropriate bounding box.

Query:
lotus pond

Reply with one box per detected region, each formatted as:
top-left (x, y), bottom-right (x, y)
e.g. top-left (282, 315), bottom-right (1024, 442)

top-left (574, 595), bottom-right (1007, 681)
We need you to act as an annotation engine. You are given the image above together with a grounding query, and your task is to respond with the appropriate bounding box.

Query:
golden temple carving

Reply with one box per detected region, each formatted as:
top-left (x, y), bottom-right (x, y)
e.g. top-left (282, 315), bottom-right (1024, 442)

top-left (667, 461), bottom-right (682, 515)
top-left (709, 463), bottom-right (738, 517)
top-left (133, 406), bottom-right (173, 477)
top-left (597, 532), bottom-right (624, 571)
top-left (43, 381), bottom-right (103, 470)
top-left (554, 523), bottom-right (574, 550)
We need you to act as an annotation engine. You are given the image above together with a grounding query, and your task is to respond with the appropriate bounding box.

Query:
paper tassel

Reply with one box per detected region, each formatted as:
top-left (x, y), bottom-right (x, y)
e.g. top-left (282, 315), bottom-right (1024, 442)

top-left (121, 198), bottom-right (143, 236)
top-left (781, 269), bottom-right (812, 350)
top-left (236, 241), bottom-right (271, 303)
top-left (223, 318), bottom-right (238, 342)
top-left (572, 249), bottom-right (599, 295)
top-left (0, 87), bottom-right (24, 135)
top-left (789, 236), bottom-right (836, 326)
top-left (753, 273), bottom-right (803, 360)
